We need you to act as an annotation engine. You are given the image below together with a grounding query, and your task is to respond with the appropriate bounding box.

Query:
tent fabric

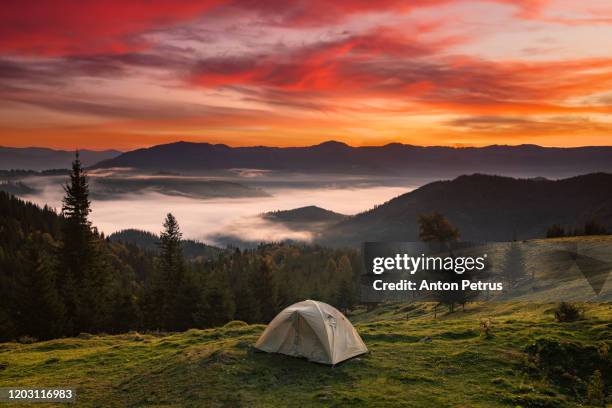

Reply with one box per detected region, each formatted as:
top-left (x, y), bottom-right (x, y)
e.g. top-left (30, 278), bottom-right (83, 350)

top-left (255, 300), bottom-right (368, 365)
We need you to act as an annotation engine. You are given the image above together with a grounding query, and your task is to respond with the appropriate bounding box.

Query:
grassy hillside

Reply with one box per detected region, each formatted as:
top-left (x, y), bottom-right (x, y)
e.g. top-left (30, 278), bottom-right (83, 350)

top-left (1, 302), bottom-right (610, 407)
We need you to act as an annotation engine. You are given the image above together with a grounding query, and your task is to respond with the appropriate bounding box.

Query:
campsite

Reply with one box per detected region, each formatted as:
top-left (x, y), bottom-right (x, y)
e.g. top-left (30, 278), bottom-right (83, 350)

top-left (0, 301), bottom-right (609, 407)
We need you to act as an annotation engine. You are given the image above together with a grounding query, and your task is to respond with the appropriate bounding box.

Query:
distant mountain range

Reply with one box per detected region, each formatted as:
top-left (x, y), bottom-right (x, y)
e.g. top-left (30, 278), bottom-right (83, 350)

top-left (91, 177), bottom-right (269, 200)
top-left (92, 141), bottom-right (612, 178)
top-left (318, 173), bottom-right (612, 246)
top-left (0, 147), bottom-right (121, 170)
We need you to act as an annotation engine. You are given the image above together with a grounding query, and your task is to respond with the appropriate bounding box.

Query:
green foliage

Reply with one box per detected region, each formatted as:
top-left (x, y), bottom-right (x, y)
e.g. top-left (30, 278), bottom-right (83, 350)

top-left (586, 370), bottom-right (605, 407)
top-left (554, 302), bottom-right (582, 322)
top-left (524, 338), bottom-right (611, 399)
top-left (417, 212), bottom-right (460, 244)
top-left (479, 318), bottom-right (493, 339)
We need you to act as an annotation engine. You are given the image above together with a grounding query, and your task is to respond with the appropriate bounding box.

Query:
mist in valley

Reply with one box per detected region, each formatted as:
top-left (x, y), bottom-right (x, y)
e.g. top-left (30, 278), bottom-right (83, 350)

top-left (17, 168), bottom-right (415, 246)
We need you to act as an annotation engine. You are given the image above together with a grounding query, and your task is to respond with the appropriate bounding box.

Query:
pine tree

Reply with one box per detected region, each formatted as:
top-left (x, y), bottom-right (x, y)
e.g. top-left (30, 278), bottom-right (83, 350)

top-left (334, 255), bottom-right (356, 312)
top-left (15, 234), bottom-right (65, 339)
top-left (233, 277), bottom-right (259, 323)
top-left (250, 259), bottom-right (277, 323)
top-left (59, 151), bottom-right (95, 334)
top-left (148, 213), bottom-right (187, 330)
top-left (194, 271), bottom-right (235, 328)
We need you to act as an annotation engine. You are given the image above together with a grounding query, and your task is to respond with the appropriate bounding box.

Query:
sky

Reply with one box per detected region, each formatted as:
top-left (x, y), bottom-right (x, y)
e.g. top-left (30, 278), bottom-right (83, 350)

top-left (1, 0), bottom-right (612, 150)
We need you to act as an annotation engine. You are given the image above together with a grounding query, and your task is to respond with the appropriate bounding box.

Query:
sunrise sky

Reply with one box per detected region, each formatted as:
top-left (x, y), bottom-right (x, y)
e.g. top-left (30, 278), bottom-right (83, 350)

top-left (1, 0), bottom-right (612, 150)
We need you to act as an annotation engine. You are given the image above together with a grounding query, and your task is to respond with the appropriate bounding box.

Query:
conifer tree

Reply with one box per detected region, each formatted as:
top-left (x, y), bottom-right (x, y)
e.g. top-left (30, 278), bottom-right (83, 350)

top-left (15, 234), bottom-right (65, 339)
top-left (334, 255), bottom-right (356, 312)
top-left (194, 271), bottom-right (235, 328)
top-left (250, 259), bottom-right (277, 323)
top-left (59, 151), bottom-right (95, 334)
top-left (149, 213), bottom-right (187, 330)
top-left (233, 277), bottom-right (259, 323)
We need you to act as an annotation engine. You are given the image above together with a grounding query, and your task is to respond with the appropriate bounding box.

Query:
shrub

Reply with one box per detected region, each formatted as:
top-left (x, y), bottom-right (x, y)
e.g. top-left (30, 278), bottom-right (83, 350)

top-left (17, 335), bottom-right (37, 344)
top-left (524, 339), bottom-right (611, 398)
top-left (586, 370), bottom-right (605, 407)
top-left (554, 302), bottom-right (582, 322)
top-left (546, 224), bottom-right (565, 238)
top-left (223, 320), bottom-right (248, 329)
top-left (479, 318), bottom-right (493, 339)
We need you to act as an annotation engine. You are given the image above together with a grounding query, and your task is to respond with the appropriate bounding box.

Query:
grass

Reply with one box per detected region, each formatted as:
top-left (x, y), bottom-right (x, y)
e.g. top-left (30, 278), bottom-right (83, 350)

top-left (0, 302), bottom-right (610, 407)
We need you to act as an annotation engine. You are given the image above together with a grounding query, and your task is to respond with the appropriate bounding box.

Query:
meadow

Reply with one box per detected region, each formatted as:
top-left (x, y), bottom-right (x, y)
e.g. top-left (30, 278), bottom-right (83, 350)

top-left (1, 301), bottom-right (610, 407)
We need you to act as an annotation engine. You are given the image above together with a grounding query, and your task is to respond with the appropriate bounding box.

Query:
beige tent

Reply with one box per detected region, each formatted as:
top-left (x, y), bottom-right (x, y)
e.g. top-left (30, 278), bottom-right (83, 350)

top-left (255, 300), bottom-right (368, 365)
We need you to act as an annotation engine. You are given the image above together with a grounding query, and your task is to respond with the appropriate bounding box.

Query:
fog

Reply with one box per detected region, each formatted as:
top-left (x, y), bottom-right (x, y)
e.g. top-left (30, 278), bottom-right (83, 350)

top-left (20, 170), bottom-right (415, 246)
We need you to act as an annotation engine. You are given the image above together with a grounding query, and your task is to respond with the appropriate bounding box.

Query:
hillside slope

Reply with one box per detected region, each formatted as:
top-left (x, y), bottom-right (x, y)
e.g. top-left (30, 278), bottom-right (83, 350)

top-left (320, 173), bottom-right (612, 246)
top-left (0, 302), bottom-right (609, 407)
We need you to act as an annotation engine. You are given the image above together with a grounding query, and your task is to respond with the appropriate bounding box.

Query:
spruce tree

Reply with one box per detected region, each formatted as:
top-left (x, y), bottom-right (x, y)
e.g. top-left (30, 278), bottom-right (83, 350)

top-left (334, 255), bottom-right (355, 312)
top-left (233, 277), bottom-right (259, 323)
top-left (59, 151), bottom-right (95, 334)
top-left (194, 271), bottom-right (235, 328)
top-left (150, 213), bottom-right (186, 330)
top-left (250, 260), bottom-right (277, 323)
top-left (15, 234), bottom-right (65, 339)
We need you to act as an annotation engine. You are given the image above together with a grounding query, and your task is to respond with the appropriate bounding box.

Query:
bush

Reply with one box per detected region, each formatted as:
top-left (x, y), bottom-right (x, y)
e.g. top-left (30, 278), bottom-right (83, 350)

top-left (586, 370), bottom-right (605, 407)
top-left (546, 224), bottom-right (565, 238)
top-left (223, 320), bottom-right (248, 329)
top-left (554, 302), bottom-right (582, 322)
top-left (479, 318), bottom-right (493, 339)
top-left (524, 339), bottom-right (611, 398)
top-left (17, 335), bottom-right (37, 344)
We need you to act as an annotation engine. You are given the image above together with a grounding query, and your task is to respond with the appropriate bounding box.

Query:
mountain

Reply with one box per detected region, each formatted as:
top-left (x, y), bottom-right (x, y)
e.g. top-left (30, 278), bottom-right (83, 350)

top-left (91, 177), bottom-right (269, 200)
top-left (92, 141), bottom-right (612, 178)
top-left (319, 173), bottom-right (612, 246)
top-left (0, 180), bottom-right (36, 195)
top-left (0, 146), bottom-right (121, 170)
top-left (107, 229), bottom-right (222, 260)
top-left (263, 205), bottom-right (346, 225)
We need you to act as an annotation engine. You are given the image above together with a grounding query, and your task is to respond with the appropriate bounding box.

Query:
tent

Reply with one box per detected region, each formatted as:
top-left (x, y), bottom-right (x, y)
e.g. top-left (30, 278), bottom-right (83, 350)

top-left (255, 300), bottom-right (368, 365)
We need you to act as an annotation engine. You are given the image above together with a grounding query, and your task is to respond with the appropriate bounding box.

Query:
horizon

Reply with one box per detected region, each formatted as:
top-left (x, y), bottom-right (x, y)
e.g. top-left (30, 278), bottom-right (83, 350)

top-left (4, 139), bottom-right (612, 153)
top-left (2, 1), bottom-right (612, 149)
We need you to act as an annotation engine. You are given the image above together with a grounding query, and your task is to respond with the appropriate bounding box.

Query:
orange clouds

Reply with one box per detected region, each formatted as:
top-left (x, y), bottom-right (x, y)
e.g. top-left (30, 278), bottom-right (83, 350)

top-left (0, 0), bottom-right (611, 149)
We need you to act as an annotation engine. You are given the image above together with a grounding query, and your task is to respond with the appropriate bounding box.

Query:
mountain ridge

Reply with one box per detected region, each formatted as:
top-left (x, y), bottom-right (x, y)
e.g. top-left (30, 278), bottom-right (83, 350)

top-left (0, 146), bottom-right (122, 170)
top-left (91, 141), bottom-right (612, 177)
top-left (318, 172), bottom-right (612, 246)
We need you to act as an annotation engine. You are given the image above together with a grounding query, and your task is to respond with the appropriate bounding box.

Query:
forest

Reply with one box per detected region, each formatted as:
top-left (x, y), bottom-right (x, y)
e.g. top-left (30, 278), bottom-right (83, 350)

top-left (0, 155), bottom-right (361, 341)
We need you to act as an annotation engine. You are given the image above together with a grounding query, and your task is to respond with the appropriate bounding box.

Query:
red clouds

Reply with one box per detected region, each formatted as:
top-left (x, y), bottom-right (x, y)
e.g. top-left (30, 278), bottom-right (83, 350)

top-left (0, 0), bottom-right (550, 56)
top-left (0, 0), bottom-right (222, 56)
top-left (189, 28), bottom-right (612, 116)
top-left (1, 0), bottom-right (612, 148)
top-left (190, 28), bottom-right (456, 92)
